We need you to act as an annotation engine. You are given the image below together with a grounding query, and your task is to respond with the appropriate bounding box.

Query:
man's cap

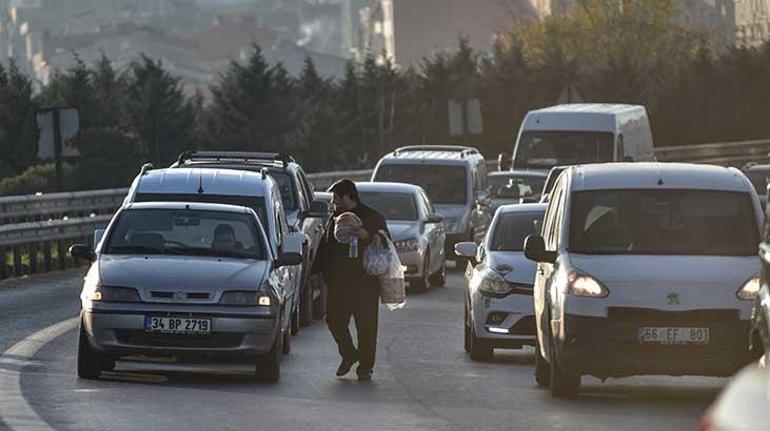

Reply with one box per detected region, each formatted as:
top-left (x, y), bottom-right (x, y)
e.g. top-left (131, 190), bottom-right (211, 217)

top-left (328, 179), bottom-right (358, 198)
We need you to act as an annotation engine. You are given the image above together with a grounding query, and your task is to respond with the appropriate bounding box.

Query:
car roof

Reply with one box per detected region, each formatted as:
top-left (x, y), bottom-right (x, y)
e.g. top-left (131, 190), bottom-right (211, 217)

top-left (496, 203), bottom-right (548, 214)
top-left (124, 201), bottom-right (253, 214)
top-left (742, 163), bottom-right (770, 172)
top-left (135, 168), bottom-right (275, 197)
top-left (567, 163), bottom-right (752, 192)
top-left (356, 182), bottom-right (422, 194)
top-left (378, 145), bottom-right (484, 165)
top-left (523, 104), bottom-right (646, 132)
top-left (488, 170), bottom-right (548, 178)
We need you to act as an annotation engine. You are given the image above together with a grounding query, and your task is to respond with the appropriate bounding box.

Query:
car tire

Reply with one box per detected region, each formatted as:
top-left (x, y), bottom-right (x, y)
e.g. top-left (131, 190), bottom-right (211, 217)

top-left (469, 322), bottom-right (494, 361)
top-left (410, 255), bottom-right (430, 293)
top-left (255, 330), bottom-right (282, 383)
top-left (429, 259), bottom-right (446, 287)
top-left (534, 338), bottom-right (550, 387)
top-left (282, 328), bottom-right (291, 355)
top-left (464, 299), bottom-right (471, 353)
top-left (77, 323), bottom-right (112, 380)
top-left (549, 333), bottom-right (580, 398)
top-left (291, 301), bottom-right (300, 335)
top-left (299, 278), bottom-right (314, 327)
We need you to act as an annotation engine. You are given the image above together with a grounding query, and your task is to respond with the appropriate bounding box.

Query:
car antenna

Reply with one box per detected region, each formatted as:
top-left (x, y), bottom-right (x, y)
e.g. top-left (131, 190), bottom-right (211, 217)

top-left (655, 163), bottom-right (664, 186)
top-left (197, 171), bottom-right (204, 194)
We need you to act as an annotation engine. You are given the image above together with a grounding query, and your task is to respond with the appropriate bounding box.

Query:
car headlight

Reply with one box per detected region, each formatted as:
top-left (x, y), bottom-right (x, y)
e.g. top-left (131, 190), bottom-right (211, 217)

top-left (473, 266), bottom-right (513, 297)
top-left (87, 286), bottom-right (141, 303)
top-left (394, 238), bottom-right (420, 253)
top-left (558, 270), bottom-right (608, 298)
top-left (737, 276), bottom-right (760, 301)
top-left (220, 291), bottom-right (272, 306)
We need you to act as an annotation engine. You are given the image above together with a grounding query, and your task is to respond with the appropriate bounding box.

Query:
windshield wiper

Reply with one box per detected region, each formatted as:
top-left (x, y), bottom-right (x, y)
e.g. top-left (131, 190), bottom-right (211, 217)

top-left (107, 245), bottom-right (167, 255)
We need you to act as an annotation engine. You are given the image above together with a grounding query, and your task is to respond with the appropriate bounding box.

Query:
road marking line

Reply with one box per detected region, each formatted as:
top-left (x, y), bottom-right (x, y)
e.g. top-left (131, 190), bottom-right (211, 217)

top-left (0, 317), bottom-right (79, 431)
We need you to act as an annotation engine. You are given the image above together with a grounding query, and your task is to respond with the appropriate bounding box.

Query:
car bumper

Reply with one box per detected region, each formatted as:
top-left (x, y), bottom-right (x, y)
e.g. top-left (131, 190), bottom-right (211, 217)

top-left (555, 311), bottom-right (754, 378)
top-left (82, 309), bottom-right (278, 358)
top-left (399, 250), bottom-right (425, 280)
top-left (472, 292), bottom-right (536, 348)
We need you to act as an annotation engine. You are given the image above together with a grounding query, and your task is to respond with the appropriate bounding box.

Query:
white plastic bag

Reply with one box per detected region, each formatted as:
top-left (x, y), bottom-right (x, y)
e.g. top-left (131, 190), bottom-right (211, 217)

top-left (377, 235), bottom-right (405, 310)
top-left (363, 231), bottom-right (391, 276)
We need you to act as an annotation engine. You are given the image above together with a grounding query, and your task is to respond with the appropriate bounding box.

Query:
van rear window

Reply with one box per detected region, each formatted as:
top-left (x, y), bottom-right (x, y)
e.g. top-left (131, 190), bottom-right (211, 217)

top-left (568, 189), bottom-right (758, 256)
top-left (373, 165), bottom-right (467, 205)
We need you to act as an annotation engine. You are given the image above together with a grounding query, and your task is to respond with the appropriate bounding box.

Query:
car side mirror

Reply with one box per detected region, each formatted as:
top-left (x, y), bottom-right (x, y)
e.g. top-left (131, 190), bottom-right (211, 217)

top-left (454, 242), bottom-right (479, 263)
top-left (93, 229), bottom-right (105, 250)
top-left (524, 235), bottom-right (556, 264)
top-left (275, 252), bottom-right (303, 268)
top-left (307, 199), bottom-right (331, 218)
top-left (425, 213), bottom-right (443, 224)
top-left (69, 244), bottom-right (96, 262)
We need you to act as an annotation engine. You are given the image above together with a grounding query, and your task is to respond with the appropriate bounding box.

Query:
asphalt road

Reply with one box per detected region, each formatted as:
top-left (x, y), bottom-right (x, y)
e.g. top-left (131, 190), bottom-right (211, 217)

top-left (0, 269), bottom-right (724, 431)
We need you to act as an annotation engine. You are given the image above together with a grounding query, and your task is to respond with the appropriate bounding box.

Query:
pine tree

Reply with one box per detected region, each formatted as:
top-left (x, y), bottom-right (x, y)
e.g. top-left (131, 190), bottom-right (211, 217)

top-left (0, 60), bottom-right (38, 178)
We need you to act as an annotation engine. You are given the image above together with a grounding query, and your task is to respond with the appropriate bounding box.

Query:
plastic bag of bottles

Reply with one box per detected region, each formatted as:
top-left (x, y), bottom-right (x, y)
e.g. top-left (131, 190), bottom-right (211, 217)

top-left (363, 231), bottom-right (391, 276)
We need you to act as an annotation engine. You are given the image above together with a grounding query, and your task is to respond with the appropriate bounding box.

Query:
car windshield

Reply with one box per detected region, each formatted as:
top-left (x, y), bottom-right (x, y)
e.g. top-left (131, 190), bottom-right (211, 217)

top-left (490, 212), bottom-right (544, 251)
top-left (488, 174), bottom-right (546, 199)
top-left (359, 191), bottom-right (418, 221)
top-left (134, 193), bottom-right (269, 236)
top-left (373, 165), bottom-right (467, 205)
top-left (744, 170), bottom-right (769, 194)
top-left (569, 190), bottom-right (758, 256)
top-left (514, 131), bottom-right (614, 169)
top-left (105, 208), bottom-right (266, 260)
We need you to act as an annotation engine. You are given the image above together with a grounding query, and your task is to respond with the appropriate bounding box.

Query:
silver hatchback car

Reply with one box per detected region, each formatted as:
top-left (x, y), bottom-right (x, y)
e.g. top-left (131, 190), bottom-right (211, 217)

top-left (70, 202), bottom-right (303, 382)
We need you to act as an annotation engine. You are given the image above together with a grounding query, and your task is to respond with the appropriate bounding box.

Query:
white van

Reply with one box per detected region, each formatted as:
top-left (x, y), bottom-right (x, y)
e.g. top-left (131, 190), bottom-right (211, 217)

top-left (524, 163), bottom-right (762, 398)
top-left (502, 104), bottom-right (655, 172)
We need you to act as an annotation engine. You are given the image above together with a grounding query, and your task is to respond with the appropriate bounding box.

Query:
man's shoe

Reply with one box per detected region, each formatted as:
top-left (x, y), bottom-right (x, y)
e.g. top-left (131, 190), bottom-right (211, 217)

top-left (336, 356), bottom-right (359, 377)
top-left (357, 368), bottom-right (372, 381)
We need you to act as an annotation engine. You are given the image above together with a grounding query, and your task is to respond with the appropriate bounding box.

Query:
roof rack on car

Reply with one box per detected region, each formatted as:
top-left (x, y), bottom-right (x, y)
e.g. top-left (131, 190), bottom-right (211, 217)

top-left (176, 151), bottom-right (296, 167)
top-left (139, 163), bottom-right (154, 175)
top-left (393, 145), bottom-right (479, 158)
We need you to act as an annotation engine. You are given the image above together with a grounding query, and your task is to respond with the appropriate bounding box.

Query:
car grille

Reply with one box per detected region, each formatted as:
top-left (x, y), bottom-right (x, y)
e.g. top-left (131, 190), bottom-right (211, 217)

top-left (607, 307), bottom-right (738, 322)
top-left (115, 331), bottom-right (243, 349)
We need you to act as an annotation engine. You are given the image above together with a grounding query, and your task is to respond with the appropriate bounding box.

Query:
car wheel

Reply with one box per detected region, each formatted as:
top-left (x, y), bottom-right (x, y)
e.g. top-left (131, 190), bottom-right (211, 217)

top-left (410, 255), bottom-right (430, 293)
top-left (429, 259), bottom-right (446, 287)
top-left (255, 330), bottom-right (282, 382)
top-left (291, 301), bottom-right (300, 335)
top-left (464, 297), bottom-right (471, 353)
top-left (534, 338), bottom-right (550, 387)
top-left (549, 331), bottom-right (580, 398)
top-left (469, 322), bottom-right (494, 361)
top-left (299, 278), bottom-right (314, 327)
top-left (282, 328), bottom-right (291, 355)
top-left (77, 323), bottom-right (112, 380)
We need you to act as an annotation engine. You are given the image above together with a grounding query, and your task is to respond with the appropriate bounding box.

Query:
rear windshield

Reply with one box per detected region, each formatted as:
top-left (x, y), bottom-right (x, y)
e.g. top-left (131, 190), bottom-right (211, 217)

top-left (514, 131), bottom-right (613, 169)
top-left (569, 189), bottom-right (758, 256)
top-left (134, 193), bottom-right (269, 235)
top-left (373, 164), bottom-right (467, 205)
top-left (105, 208), bottom-right (266, 260)
top-left (488, 174), bottom-right (546, 200)
top-left (359, 191), bottom-right (418, 221)
top-left (491, 212), bottom-right (544, 251)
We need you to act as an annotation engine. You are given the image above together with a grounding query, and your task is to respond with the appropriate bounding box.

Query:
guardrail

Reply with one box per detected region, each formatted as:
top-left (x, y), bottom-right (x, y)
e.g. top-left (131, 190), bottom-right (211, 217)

top-left (2, 139), bottom-right (769, 280)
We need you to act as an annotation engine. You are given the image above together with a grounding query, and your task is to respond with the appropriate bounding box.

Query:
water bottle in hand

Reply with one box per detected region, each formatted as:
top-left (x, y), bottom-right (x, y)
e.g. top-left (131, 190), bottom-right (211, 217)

top-left (349, 236), bottom-right (359, 259)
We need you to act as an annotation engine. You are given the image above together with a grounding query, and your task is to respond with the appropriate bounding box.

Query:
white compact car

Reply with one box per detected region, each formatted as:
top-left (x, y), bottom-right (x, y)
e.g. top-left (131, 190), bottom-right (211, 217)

top-left (524, 163), bottom-right (762, 397)
top-left (356, 182), bottom-right (446, 291)
top-left (455, 203), bottom-right (546, 360)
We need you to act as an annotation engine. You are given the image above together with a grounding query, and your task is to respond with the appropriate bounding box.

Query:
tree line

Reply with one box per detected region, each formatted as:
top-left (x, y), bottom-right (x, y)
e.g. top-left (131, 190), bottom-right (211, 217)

top-left (2, 0), bottom-right (770, 196)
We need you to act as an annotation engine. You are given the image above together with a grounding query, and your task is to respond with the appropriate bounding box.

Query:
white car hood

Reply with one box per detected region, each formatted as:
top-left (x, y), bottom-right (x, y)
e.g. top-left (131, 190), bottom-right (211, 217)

top-left (387, 221), bottom-right (420, 242)
top-left (569, 254), bottom-right (759, 309)
top-left (487, 251), bottom-right (537, 285)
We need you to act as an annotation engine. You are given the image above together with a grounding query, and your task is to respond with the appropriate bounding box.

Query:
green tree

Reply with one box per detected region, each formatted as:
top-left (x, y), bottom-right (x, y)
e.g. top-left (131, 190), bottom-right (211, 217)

top-left (0, 60), bottom-right (38, 179)
top-left (126, 55), bottom-right (195, 166)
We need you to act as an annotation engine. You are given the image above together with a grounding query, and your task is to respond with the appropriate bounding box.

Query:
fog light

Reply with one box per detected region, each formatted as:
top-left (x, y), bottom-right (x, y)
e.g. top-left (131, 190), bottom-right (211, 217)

top-left (487, 327), bottom-right (509, 334)
top-left (486, 312), bottom-right (507, 325)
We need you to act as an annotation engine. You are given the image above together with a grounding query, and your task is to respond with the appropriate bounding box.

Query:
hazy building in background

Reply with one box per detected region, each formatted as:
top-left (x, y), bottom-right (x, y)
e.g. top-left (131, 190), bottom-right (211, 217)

top-left (675, 0), bottom-right (770, 47)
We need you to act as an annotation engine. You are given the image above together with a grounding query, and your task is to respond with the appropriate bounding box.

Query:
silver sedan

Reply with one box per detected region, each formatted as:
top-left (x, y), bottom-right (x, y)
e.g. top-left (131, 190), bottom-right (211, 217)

top-left (356, 182), bottom-right (446, 292)
top-left (70, 202), bottom-right (303, 382)
top-left (455, 203), bottom-right (546, 360)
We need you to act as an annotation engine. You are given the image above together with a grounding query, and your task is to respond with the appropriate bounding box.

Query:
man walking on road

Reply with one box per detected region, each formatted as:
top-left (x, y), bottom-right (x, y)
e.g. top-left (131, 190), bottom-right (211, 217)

top-left (314, 179), bottom-right (388, 381)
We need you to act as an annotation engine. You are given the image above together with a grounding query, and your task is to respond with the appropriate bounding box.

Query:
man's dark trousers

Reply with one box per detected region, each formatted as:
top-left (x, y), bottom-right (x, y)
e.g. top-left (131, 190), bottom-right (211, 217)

top-left (325, 275), bottom-right (379, 373)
